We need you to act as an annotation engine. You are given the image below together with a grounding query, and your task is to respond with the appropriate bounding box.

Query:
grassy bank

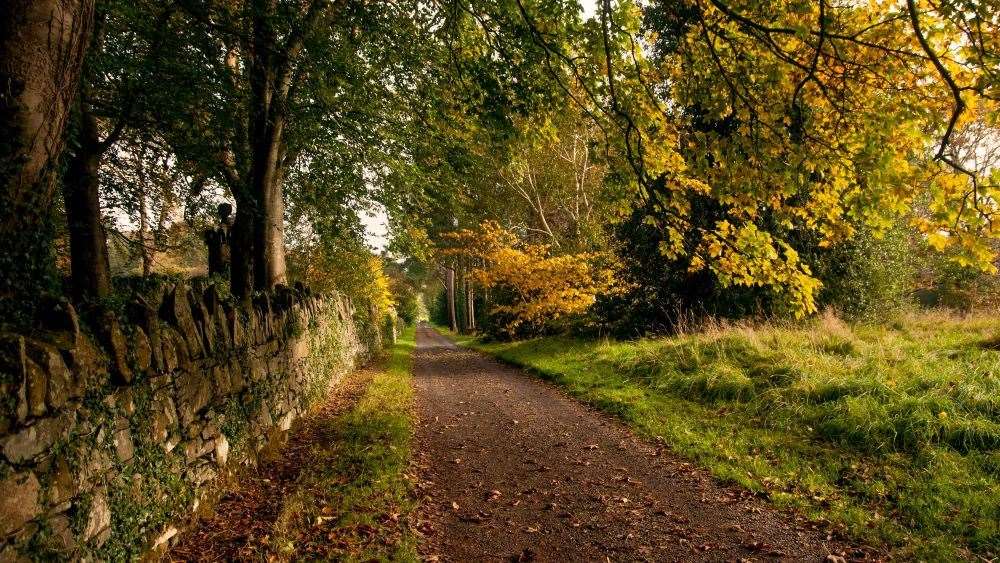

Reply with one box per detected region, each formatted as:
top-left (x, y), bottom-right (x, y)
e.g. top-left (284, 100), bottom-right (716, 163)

top-left (270, 326), bottom-right (419, 561)
top-left (446, 313), bottom-right (1000, 560)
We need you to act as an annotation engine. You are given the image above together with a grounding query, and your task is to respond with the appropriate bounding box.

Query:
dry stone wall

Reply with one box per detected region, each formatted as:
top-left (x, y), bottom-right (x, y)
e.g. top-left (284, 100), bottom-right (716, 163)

top-left (0, 282), bottom-right (389, 560)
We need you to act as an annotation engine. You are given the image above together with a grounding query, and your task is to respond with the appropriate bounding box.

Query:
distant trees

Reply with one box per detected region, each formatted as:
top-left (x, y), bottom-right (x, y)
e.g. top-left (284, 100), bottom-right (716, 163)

top-left (3, 0), bottom-right (1000, 334)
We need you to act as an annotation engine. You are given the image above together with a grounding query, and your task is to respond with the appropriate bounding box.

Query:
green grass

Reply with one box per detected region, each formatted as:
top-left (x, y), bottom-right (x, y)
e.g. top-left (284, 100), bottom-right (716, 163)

top-left (445, 312), bottom-right (1000, 560)
top-left (270, 326), bottom-right (418, 562)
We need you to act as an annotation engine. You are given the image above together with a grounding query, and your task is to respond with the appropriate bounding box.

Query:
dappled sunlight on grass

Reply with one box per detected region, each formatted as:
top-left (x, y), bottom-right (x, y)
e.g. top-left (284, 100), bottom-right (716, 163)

top-left (269, 326), bottom-right (419, 561)
top-left (459, 312), bottom-right (1000, 559)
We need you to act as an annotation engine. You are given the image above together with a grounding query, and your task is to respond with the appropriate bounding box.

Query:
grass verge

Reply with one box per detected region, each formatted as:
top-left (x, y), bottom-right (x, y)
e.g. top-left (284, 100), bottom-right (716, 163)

top-left (270, 325), bottom-right (418, 561)
top-left (441, 313), bottom-right (1000, 560)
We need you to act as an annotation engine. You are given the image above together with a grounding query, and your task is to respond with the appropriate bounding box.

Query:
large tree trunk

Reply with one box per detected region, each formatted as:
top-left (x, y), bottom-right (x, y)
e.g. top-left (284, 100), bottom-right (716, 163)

top-left (446, 267), bottom-right (458, 332)
top-left (230, 197), bottom-right (255, 301)
top-left (246, 0), bottom-right (288, 292)
top-left (0, 0), bottom-right (95, 323)
top-left (252, 126), bottom-right (287, 289)
top-left (63, 104), bottom-right (111, 301)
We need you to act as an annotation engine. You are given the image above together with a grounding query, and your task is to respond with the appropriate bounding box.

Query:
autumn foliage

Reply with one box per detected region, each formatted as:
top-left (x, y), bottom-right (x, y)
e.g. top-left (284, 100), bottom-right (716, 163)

top-left (439, 222), bottom-right (614, 336)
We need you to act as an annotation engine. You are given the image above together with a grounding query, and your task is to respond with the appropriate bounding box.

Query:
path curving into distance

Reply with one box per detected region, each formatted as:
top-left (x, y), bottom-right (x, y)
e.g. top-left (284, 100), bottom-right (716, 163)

top-left (411, 324), bottom-right (868, 562)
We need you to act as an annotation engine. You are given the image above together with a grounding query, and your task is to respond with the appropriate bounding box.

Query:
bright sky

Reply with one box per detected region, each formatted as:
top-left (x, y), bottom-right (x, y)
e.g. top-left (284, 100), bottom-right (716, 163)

top-left (361, 204), bottom-right (389, 253)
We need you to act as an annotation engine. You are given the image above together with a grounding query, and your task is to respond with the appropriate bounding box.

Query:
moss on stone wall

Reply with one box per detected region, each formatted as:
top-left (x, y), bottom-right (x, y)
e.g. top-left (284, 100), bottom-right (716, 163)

top-left (0, 282), bottom-right (395, 560)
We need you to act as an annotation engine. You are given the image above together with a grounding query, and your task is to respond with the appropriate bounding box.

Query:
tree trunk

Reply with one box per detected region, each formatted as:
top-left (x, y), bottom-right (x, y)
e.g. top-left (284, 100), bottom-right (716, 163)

top-left (246, 0), bottom-right (288, 292)
top-left (139, 189), bottom-right (152, 276)
top-left (446, 267), bottom-right (457, 332)
top-left (230, 197), bottom-right (255, 301)
top-left (255, 131), bottom-right (287, 288)
top-left (63, 104), bottom-right (111, 301)
top-left (136, 152), bottom-right (152, 277)
top-left (467, 282), bottom-right (475, 331)
top-left (0, 0), bottom-right (95, 323)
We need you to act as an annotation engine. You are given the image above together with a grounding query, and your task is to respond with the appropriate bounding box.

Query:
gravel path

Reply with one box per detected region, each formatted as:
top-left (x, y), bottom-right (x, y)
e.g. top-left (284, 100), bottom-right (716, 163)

top-left (412, 324), bottom-right (865, 562)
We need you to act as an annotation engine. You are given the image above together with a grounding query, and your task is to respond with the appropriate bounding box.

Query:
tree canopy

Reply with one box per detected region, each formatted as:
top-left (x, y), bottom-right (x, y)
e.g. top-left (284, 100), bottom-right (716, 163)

top-left (2, 0), bottom-right (999, 333)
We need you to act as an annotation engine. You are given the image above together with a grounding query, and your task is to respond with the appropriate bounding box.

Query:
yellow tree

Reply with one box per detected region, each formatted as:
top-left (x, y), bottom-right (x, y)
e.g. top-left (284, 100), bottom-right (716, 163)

top-left (440, 221), bottom-right (615, 336)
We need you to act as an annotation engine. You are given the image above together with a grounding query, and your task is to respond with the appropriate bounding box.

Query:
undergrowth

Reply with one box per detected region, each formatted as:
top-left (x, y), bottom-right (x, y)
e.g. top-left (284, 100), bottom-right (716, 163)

top-left (447, 311), bottom-right (1000, 560)
top-left (269, 326), bottom-right (418, 561)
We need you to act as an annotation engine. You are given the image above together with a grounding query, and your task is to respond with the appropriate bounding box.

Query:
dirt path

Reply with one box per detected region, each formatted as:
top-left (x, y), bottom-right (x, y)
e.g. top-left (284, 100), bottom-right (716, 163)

top-left (412, 325), bottom-right (865, 562)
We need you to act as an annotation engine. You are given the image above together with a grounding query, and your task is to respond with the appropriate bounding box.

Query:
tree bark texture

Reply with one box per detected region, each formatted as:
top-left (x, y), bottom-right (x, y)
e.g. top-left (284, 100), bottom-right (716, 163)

top-left (447, 267), bottom-right (457, 332)
top-left (0, 0), bottom-right (95, 322)
top-left (62, 104), bottom-right (111, 301)
top-left (467, 281), bottom-right (475, 331)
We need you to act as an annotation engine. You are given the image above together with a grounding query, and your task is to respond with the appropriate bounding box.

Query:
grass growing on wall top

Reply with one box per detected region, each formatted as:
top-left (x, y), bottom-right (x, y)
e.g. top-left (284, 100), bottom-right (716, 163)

top-left (449, 312), bottom-right (1000, 560)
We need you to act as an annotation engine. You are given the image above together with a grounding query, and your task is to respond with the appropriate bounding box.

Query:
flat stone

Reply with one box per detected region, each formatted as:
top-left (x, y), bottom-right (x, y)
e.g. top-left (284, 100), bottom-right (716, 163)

top-left (201, 420), bottom-right (220, 440)
top-left (279, 412), bottom-right (294, 432)
top-left (183, 438), bottom-right (213, 461)
top-left (82, 491), bottom-right (111, 542)
top-left (160, 284), bottom-right (203, 358)
top-left (48, 458), bottom-right (77, 505)
top-left (132, 327), bottom-right (152, 374)
top-left (0, 472), bottom-right (40, 536)
top-left (1, 411), bottom-right (75, 463)
top-left (44, 514), bottom-right (75, 552)
top-left (100, 313), bottom-right (132, 384)
top-left (152, 526), bottom-right (178, 550)
top-left (150, 395), bottom-right (178, 443)
top-left (24, 355), bottom-right (47, 418)
top-left (227, 358), bottom-right (245, 392)
top-left (215, 434), bottom-right (229, 466)
top-left (61, 336), bottom-right (107, 391)
top-left (212, 364), bottom-right (231, 397)
top-left (25, 341), bottom-right (73, 410)
top-left (113, 428), bottom-right (135, 463)
top-left (78, 449), bottom-right (112, 491)
top-left (174, 371), bottom-right (213, 426)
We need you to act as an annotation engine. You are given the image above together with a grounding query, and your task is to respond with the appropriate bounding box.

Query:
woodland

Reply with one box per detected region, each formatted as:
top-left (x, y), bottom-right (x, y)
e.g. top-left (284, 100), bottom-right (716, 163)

top-left (3, 0), bottom-right (1000, 559)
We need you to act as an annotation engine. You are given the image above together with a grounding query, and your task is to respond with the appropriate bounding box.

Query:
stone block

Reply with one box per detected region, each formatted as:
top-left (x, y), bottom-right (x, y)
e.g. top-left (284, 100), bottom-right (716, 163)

top-left (0, 336), bottom-right (29, 431)
top-left (250, 356), bottom-right (268, 381)
top-left (25, 341), bottom-right (73, 410)
top-left (132, 327), bottom-right (152, 374)
top-left (211, 364), bottom-right (231, 397)
top-left (160, 284), bottom-right (203, 358)
top-left (113, 428), bottom-right (135, 463)
top-left (228, 358), bottom-right (245, 393)
top-left (34, 298), bottom-right (81, 349)
top-left (201, 420), bottom-right (220, 440)
top-left (44, 514), bottom-right (75, 552)
top-left (1, 411), bottom-right (75, 464)
top-left (48, 458), bottom-right (77, 506)
top-left (174, 371), bottom-right (213, 426)
top-left (152, 526), bottom-right (178, 551)
top-left (0, 471), bottom-right (40, 536)
top-left (97, 312), bottom-right (132, 384)
top-left (61, 336), bottom-right (107, 392)
top-left (214, 306), bottom-right (231, 352)
top-left (24, 355), bottom-right (47, 418)
top-left (78, 449), bottom-right (112, 491)
top-left (82, 491), bottom-right (111, 544)
top-left (183, 438), bottom-right (213, 462)
top-left (150, 395), bottom-right (178, 444)
top-left (215, 434), bottom-right (229, 466)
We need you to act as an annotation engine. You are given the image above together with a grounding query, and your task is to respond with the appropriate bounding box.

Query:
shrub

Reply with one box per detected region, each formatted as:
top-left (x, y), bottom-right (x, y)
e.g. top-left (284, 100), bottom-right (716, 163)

top-left (438, 221), bottom-right (615, 338)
